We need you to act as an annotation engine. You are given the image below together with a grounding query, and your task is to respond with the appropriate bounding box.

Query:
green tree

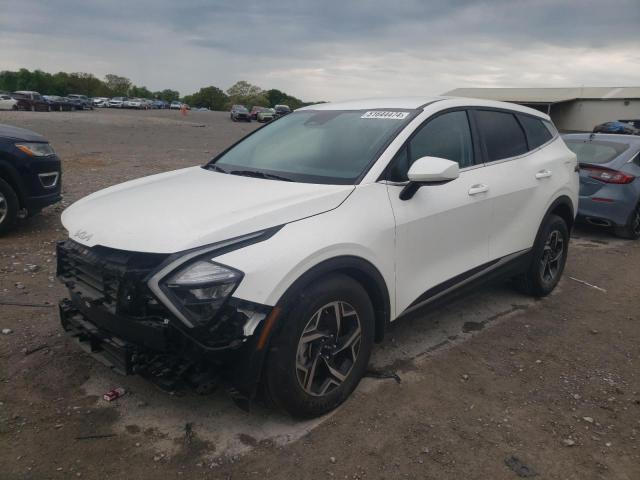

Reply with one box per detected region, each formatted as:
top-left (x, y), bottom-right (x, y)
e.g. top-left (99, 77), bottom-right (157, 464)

top-left (0, 70), bottom-right (18, 92)
top-left (129, 85), bottom-right (153, 98)
top-left (68, 73), bottom-right (103, 96)
top-left (105, 74), bottom-right (132, 96)
top-left (264, 88), bottom-right (307, 109)
top-left (155, 89), bottom-right (180, 102)
top-left (226, 80), bottom-right (262, 98)
top-left (183, 85), bottom-right (228, 110)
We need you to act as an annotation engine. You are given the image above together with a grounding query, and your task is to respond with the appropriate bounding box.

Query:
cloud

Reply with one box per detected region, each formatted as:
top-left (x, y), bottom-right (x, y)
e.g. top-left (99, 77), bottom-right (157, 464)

top-left (1, 0), bottom-right (639, 100)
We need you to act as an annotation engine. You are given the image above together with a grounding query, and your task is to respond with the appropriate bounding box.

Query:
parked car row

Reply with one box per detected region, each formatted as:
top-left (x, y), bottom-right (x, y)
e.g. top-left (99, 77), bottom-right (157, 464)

top-left (231, 104), bottom-right (290, 123)
top-left (0, 91), bottom-right (187, 112)
top-left (0, 91), bottom-right (93, 111)
top-left (97, 97), bottom-right (177, 109)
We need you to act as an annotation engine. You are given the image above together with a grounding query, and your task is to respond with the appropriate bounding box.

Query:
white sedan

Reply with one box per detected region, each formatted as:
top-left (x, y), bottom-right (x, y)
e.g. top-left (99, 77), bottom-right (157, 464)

top-left (0, 94), bottom-right (17, 110)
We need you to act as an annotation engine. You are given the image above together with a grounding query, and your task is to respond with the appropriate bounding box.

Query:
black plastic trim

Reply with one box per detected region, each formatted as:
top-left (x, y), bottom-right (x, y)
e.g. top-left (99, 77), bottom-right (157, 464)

top-left (400, 249), bottom-right (532, 318)
top-left (274, 256), bottom-right (391, 343)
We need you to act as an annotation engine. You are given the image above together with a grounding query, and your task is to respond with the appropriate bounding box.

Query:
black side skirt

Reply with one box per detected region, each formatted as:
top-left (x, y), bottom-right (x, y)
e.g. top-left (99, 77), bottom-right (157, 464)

top-left (399, 249), bottom-right (532, 319)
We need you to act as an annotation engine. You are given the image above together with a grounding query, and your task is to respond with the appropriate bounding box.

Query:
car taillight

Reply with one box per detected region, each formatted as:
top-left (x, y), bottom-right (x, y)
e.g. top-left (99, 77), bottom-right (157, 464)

top-left (581, 165), bottom-right (635, 184)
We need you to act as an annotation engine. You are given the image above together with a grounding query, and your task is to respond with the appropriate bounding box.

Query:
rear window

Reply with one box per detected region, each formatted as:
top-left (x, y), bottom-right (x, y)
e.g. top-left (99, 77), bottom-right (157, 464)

top-left (518, 115), bottom-right (553, 149)
top-left (474, 110), bottom-right (528, 161)
top-left (565, 140), bottom-right (629, 164)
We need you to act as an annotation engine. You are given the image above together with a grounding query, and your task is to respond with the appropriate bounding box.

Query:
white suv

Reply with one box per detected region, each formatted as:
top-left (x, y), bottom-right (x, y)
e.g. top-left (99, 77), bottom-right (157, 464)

top-left (57, 97), bottom-right (578, 417)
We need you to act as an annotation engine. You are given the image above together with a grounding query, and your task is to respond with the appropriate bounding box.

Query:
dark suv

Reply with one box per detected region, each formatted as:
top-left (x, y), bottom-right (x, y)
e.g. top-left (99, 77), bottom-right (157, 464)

top-left (273, 104), bottom-right (291, 118)
top-left (67, 94), bottom-right (93, 110)
top-left (230, 105), bottom-right (251, 122)
top-left (12, 91), bottom-right (51, 111)
top-left (0, 124), bottom-right (62, 234)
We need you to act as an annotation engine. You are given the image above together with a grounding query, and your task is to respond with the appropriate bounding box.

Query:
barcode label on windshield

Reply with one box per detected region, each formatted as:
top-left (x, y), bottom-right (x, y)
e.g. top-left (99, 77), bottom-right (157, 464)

top-left (361, 111), bottom-right (410, 120)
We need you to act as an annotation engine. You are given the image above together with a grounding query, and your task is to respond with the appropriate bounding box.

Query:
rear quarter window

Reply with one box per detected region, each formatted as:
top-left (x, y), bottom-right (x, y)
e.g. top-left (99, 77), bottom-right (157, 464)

top-left (518, 115), bottom-right (553, 149)
top-left (474, 110), bottom-right (528, 161)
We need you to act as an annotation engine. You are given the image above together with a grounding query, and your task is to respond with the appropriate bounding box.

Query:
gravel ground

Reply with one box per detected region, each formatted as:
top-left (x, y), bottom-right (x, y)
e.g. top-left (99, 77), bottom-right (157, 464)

top-left (0, 109), bottom-right (639, 479)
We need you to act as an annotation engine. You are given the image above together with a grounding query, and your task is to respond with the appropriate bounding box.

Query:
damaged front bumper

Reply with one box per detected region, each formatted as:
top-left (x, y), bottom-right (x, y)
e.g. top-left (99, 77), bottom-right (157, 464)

top-left (56, 239), bottom-right (280, 409)
top-left (59, 296), bottom-right (278, 407)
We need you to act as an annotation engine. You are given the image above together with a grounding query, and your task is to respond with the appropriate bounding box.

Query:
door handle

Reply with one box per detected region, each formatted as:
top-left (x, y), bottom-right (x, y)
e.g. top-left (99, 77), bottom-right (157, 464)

top-left (535, 169), bottom-right (552, 179)
top-left (468, 184), bottom-right (489, 195)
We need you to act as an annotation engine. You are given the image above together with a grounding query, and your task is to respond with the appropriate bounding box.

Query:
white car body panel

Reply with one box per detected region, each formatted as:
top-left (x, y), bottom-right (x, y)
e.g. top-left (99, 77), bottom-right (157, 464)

top-left (486, 137), bottom-right (578, 259)
top-left (385, 167), bottom-right (493, 314)
top-left (60, 96), bottom-right (578, 325)
top-left (61, 166), bottom-right (354, 253)
top-left (215, 183), bottom-right (398, 314)
top-left (0, 95), bottom-right (17, 110)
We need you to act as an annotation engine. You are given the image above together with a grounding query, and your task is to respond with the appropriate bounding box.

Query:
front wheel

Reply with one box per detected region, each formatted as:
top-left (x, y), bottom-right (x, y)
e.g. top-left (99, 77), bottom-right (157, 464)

top-left (516, 214), bottom-right (569, 297)
top-left (0, 178), bottom-right (19, 236)
top-left (264, 274), bottom-right (374, 418)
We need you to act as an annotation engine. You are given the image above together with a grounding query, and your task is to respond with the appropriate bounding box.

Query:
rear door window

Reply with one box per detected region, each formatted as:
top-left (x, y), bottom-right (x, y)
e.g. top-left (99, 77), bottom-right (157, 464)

top-left (474, 110), bottom-right (528, 161)
top-left (518, 115), bottom-right (553, 149)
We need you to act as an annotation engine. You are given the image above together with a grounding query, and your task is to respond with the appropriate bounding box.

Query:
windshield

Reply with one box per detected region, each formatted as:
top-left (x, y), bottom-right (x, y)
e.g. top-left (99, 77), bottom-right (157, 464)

top-left (565, 139), bottom-right (628, 164)
top-left (209, 109), bottom-right (416, 184)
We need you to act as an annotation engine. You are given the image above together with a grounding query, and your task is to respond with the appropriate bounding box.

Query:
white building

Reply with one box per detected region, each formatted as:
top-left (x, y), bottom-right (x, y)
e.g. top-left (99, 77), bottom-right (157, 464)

top-left (444, 87), bottom-right (640, 132)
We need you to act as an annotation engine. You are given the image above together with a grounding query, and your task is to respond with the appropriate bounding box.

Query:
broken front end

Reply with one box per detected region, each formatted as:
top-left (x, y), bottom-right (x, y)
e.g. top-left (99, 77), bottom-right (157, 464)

top-left (56, 234), bottom-right (280, 408)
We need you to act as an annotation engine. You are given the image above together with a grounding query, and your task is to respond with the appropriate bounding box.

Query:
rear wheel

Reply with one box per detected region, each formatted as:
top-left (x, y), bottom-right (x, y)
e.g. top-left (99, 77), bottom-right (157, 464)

top-left (0, 178), bottom-right (19, 236)
top-left (614, 202), bottom-right (640, 240)
top-left (516, 214), bottom-right (569, 297)
top-left (264, 274), bottom-right (374, 418)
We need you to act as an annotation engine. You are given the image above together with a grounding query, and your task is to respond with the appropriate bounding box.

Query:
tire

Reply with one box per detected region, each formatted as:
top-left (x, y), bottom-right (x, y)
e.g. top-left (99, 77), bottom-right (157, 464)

top-left (0, 178), bottom-right (19, 236)
top-left (515, 214), bottom-right (569, 297)
top-left (613, 202), bottom-right (640, 240)
top-left (264, 274), bottom-right (375, 418)
top-left (11, 104), bottom-right (17, 111)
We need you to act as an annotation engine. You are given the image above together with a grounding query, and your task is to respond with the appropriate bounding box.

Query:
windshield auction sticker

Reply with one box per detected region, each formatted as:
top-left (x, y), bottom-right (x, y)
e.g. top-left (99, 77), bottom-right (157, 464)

top-left (361, 111), bottom-right (410, 120)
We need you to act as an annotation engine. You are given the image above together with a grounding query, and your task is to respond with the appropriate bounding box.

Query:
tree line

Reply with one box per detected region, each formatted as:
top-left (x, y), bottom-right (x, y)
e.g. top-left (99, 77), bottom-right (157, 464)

top-left (0, 69), bottom-right (318, 110)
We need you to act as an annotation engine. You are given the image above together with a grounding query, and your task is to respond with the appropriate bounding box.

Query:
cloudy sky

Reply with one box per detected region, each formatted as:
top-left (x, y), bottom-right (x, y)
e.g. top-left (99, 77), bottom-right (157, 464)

top-left (2, 0), bottom-right (639, 101)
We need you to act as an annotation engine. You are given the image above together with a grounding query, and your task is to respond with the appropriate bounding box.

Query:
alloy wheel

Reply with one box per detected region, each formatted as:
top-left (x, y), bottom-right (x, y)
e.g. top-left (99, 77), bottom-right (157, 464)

top-left (0, 191), bottom-right (7, 225)
top-left (539, 229), bottom-right (564, 283)
top-left (296, 301), bottom-right (362, 397)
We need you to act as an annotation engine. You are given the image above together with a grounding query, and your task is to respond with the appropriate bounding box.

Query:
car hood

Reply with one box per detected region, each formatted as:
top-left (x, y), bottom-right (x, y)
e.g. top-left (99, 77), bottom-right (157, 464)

top-left (61, 166), bottom-right (354, 253)
top-left (0, 124), bottom-right (47, 142)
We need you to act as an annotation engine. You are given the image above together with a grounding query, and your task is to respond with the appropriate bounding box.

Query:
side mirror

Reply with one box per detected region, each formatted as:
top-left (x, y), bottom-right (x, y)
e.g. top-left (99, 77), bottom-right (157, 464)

top-left (400, 157), bottom-right (459, 200)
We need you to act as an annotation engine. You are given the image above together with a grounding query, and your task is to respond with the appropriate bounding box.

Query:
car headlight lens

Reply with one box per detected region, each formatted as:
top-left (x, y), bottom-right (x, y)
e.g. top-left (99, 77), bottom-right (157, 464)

top-left (163, 260), bottom-right (242, 327)
top-left (15, 142), bottom-right (55, 157)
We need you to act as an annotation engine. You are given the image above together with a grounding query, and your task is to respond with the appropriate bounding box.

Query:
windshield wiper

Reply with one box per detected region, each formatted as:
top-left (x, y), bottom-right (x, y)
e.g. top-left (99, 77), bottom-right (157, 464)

top-left (229, 169), bottom-right (294, 182)
top-left (205, 164), bottom-right (227, 173)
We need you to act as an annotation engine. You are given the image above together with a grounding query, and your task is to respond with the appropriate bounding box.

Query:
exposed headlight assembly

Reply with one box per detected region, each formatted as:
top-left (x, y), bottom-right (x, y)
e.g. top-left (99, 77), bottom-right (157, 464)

top-left (163, 260), bottom-right (242, 327)
top-left (147, 230), bottom-right (274, 328)
top-left (15, 142), bottom-right (56, 157)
